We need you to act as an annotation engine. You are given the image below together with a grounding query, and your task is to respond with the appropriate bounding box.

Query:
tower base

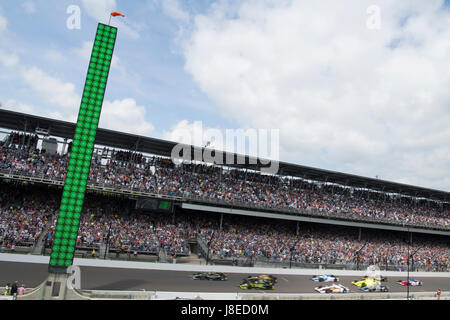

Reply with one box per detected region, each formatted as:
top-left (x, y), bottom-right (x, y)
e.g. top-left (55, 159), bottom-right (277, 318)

top-left (17, 273), bottom-right (88, 300)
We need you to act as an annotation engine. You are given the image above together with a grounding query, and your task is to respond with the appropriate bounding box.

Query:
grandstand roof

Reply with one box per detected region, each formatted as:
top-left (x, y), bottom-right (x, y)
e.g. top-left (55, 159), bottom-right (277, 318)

top-left (1, 108), bottom-right (449, 202)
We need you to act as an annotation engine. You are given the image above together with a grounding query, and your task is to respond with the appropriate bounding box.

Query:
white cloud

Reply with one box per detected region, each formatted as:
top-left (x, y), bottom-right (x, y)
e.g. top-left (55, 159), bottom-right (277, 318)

top-left (153, 0), bottom-right (192, 46)
top-left (80, 0), bottom-right (140, 39)
top-left (21, 1), bottom-right (36, 14)
top-left (73, 41), bottom-right (94, 61)
top-left (182, 0), bottom-right (450, 190)
top-left (0, 45), bottom-right (153, 137)
top-left (21, 67), bottom-right (80, 115)
top-left (80, 0), bottom-right (116, 22)
top-left (163, 119), bottom-right (209, 147)
top-left (99, 98), bottom-right (154, 136)
top-left (43, 49), bottom-right (66, 64)
top-left (17, 67), bottom-right (153, 135)
top-left (162, 120), bottom-right (263, 157)
top-left (0, 98), bottom-right (34, 114)
top-left (0, 49), bottom-right (79, 119)
top-left (160, 0), bottom-right (190, 24)
top-left (0, 49), bottom-right (19, 67)
top-left (0, 12), bottom-right (7, 34)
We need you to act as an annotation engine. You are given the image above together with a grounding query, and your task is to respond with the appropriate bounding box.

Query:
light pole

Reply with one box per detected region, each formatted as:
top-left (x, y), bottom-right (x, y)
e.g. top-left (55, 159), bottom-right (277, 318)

top-left (404, 230), bottom-right (419, 301)
top-left (406, 246), bottom-right (421, 300)
top-left (355, 240), bottom-right (368, 271)
top-left (289, 238), bottom-right (301, 269)
top-left (103, 222), bottom-right (112, 260)
top-left (205, 231), bottom-right (215, 265)
top-left (406, 240), bottom-right (410, 300)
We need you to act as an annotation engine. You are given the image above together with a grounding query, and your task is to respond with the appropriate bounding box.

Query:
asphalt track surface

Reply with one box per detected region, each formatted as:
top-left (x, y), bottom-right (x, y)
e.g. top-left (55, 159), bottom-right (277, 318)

top-left (0, 261), bottom-right (449, 294)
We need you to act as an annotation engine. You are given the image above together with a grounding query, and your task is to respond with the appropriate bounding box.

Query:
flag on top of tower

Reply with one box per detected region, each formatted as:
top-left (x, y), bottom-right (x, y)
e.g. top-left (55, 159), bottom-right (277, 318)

top-left (111, 12), bottom-right (125, 17)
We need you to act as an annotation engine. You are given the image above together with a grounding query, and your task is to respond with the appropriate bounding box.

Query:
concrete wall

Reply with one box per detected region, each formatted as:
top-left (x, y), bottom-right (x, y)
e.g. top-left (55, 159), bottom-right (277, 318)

top-left (82, 289), bottom-right (448, 300)
top-left (1, 253), bottom-right (449, 278)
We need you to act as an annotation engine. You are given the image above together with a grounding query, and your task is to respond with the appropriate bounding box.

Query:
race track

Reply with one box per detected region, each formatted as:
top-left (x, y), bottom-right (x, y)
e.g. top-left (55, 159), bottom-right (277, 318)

top-left (0, 261), bottom-right (448, 294)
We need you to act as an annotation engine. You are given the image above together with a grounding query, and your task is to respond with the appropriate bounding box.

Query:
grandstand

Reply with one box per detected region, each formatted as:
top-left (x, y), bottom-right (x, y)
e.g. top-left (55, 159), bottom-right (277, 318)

top-left (0, 109), bottom-right (449, 273)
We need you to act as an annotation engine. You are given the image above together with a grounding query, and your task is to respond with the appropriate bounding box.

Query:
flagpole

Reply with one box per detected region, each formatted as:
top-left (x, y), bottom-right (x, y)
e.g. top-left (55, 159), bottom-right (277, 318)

top-left (108, 12), bottom-right (125, 26)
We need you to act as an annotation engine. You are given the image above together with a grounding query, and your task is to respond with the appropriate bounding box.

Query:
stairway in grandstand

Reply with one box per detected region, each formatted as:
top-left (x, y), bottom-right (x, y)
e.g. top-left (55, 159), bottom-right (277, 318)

top-left (186, 253), bottom-right (204, 265)
top-left (31, 223), bottom-right (51, 255)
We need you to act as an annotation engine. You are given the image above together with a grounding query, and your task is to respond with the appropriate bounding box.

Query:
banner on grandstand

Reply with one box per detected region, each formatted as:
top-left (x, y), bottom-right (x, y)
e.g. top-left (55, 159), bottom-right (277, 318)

top-left (136, 197), bottom-right (174, 213)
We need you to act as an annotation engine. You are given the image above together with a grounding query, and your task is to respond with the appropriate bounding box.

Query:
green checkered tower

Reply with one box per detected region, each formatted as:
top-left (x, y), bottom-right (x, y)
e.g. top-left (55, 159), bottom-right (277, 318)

top-left (48, 23), bottom-right (118, 273)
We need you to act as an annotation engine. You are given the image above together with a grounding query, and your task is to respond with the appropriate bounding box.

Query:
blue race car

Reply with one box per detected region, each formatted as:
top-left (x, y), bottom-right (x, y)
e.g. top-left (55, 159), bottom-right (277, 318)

top-left (311, 275), bottom-right (339, 282)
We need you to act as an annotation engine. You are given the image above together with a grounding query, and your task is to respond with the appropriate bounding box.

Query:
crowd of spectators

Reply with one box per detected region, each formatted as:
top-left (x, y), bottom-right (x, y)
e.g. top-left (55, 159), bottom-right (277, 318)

top-left (0, 181), bottom-right (190, 256)
top-left (0, 182), bottom-right (54, 249)
top-left (0, 147), bottom-right (68, 180)
top-left (1, 142), bottom-right (448, 230)
top-left (0, 180), bottom-right (448, 270)
top-left (197, 215), bottom-right (449, 271)
top-left (112, 150), bottom-right (145, 165)
top-left (1, 132), bottom-right (38, 150)
top-left (72, 199), bottom-right (191, 256)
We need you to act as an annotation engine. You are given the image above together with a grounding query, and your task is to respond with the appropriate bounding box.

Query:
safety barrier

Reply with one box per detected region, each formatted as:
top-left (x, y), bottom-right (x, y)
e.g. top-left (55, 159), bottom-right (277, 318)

top-left (77, 289), bottom-right (450, 300)
top-left (1, 253), bottom-right (450, 278)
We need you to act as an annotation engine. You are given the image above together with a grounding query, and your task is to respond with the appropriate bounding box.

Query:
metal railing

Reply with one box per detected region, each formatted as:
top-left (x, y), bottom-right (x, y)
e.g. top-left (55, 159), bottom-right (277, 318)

top-left (205, 254), bottom-right (449, 272)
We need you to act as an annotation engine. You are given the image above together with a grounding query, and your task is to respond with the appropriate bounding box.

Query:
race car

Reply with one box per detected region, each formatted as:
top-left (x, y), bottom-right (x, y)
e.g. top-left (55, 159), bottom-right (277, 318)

top-left (360, 284), bottom-right (390, 292)
top-left (370, 276), bottom-right (388, 282)
top-left (351, 277), bottom-right (380, 288)
top-left (192, 272), bottom-right (228, 281)
top-left (311, 275), bottom-right (339, 282)
top-left (363, 275), bottom-right (388, 282)
top-left (239, 279), bottom-right (275, 290)
top-left (245, 275), bottom-right (277, 284)
top-left (314, 284), bottom-right (349, 294)
top-left (397, 279), bottom-right (422, 286)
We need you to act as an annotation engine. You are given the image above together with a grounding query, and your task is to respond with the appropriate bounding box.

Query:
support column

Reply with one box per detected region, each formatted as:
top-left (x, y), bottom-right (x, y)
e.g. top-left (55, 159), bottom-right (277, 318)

top-left (22, 120), bottom-right (27, 147)
top-left (62, 138), bottom-right (68, 155)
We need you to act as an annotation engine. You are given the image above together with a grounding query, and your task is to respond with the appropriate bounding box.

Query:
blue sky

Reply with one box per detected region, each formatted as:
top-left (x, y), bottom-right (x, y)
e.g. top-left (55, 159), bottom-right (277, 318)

top-left (0, 0), bottom-right (234, 136)
top-left (0, 0), bottom-right (449, 191)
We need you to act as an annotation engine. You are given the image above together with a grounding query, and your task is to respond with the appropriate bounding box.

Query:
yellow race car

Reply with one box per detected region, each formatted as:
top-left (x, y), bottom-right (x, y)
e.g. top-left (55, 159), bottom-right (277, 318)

top-left (369, 276), bottom-right (388, 282)
top-left (351, 277), bottom-right (380, 288)
top-left (362, 274), bottom-right (388, 282)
